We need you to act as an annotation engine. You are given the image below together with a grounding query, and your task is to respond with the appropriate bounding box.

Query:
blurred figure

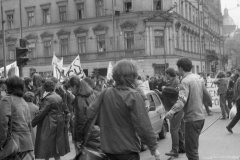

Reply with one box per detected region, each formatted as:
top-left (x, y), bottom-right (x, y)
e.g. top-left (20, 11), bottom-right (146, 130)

top-left (0, 79), bottom-right (7, 100)
top-left (226, 73), bottom-right (239, 110)
top-left (32, 80), bottom-right (70, 160)
top-left (32, 73), bottom-right (44, 105)
top-left (87, 60), bottom-right (161, 160)
top-left (214, 72), bottom-right (229, 119)
top-left (0, 76), bottom-right (34, 160)
top-left (69, 76), bottom-right (100, 155)
top-left (24, 77), bottom-right (34, 92)
top-left (163, 68), bottom-right (185, 158)
top-left (23, 91), bottom-right (39, 145)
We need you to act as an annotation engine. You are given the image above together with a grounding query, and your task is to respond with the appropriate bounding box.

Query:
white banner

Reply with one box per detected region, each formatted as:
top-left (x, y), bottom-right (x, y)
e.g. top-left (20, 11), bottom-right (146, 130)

top-left (107, 61), bottom-right (113, 80)
top-left (206, 78), bottom-right (219, 108)
top-left (52, 54), bottom-right (64, 80)
top-left (0, 61), bottom-right (19, 77)
top-left (64, 55), bottom-right (86, 79)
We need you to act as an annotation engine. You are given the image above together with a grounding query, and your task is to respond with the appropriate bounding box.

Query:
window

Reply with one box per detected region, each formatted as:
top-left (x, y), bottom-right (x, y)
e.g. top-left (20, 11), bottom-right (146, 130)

top-left (153, 0), bottom-right (162, 10)
top-left (7, 14), bottom-right (14, 29)
top-left (96, 0), bottom-right (104, 17)
top-left (43, 40), bottom-right (52, 56)
top-left (77, 36), bottom-right (86, 54)
top-left (27, 11), bottom-right (35, 27)
top-left (154, 30), bottom-right (164, 48)
top-left (59, 6), bottom-right (67, 22)
top-left (124, 31), bottom-right (134, 49)
top-left (8, 44), bottom-right (15, 60)
top-left (42, 8), bottom-right (51, 24)
top-left (28, 42), bottom-right (36, 58)
top-left (60, 38), bottom-right (69, 55)
top-left (77, 3), bottom-right (84, 19)
top-left (96, 34), bottom-right (106, 52)
top-left (124, 0), bottom-right (132, 12)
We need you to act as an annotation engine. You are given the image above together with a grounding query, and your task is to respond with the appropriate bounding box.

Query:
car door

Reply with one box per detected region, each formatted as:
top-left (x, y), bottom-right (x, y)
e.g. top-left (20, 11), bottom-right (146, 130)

top-left (151, 93), bottom-right (164, 133)
top-left (147, 93), bottom-right (162, 134)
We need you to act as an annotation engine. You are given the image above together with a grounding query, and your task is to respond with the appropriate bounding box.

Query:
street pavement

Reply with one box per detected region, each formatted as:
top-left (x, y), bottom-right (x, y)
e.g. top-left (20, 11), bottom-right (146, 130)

top-left (41, 107), bottom-right (240, 160)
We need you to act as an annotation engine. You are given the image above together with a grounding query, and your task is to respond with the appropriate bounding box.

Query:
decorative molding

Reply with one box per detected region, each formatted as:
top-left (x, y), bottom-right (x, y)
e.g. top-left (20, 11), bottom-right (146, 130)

top-left (25, 6), bottom-right (36, 12)
top-left (24, 33), bottom-right (38, 40)
top-left (5, 9), bottom-right (14, 15)
top-left (182, 26), bottom-right (187, 31)
top-left (40, 31), bottom-right (54, 39)
top-left (93, 24), bottom-right (108, 32)
top-left (40, 3), bottom-right (51, 9)
top-left (6, 36), bottom-right (17, 43)
top-left (57, 29), bottom-right (71, 37)
top-left (120, 21), bottom-right (137, 30)
top-left (74, 0), bottom-right (85, 3)
top-left (56, 0), bottom-right (68, 6)
top-left (175, 22), bottom-right (181, 31)
top-left (74, 27), bottom-right (88, 35)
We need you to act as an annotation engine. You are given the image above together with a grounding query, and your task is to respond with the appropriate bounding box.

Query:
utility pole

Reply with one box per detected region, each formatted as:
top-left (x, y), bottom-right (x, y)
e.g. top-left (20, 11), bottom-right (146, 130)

top-left (198, 0), bottom-right (203, 72)
top-left (19, 0), bottom-right (22, 38)
top-left (112, 0), bottom-right (116, 62)
top-left (1, 0), bottom-right (6, 77)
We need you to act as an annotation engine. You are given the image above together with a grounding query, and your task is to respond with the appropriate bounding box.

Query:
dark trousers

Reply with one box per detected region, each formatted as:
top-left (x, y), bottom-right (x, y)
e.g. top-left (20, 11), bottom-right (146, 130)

top-left (220, 94), bottom-right (229, 118)
top-left (227, 98), bottom-right (233, 110)
top-left (228, 102), bottom-right (240, 129)
top-left (106, 152), bottom-right (140, 160)
top-left (204, 104), bottom-right (211, 114)
top-left (170, 110), bottom-right (185, 153)
top-left (185, 120), bottom-right (205, 160)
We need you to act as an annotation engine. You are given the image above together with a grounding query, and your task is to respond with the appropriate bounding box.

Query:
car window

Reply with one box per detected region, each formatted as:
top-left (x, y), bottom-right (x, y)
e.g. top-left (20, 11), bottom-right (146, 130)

top-left (152, 93), bottom-right (161, 106)
top-left (147, 94), bottom-right (155, 107)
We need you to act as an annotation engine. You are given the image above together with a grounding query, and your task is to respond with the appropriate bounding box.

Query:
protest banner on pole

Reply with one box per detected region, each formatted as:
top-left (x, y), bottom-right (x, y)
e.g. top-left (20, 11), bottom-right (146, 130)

top-left (64, 55), bottom-right (86, 79)
top-left (107, 61), bottom-right (113, 80)
top-left (52, 54), bottom-right (64, 81)
top-left (0, 61), bottom-right (19, 77)
top-left (206, 78), bottom-right (219, 108)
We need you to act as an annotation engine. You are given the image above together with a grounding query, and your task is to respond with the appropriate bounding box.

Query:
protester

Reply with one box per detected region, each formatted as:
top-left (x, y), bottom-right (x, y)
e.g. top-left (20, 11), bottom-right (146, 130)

top-left (163, 68), bottom-right (185, 158)
top-left (23, 91), bottom-right (39, 145)
top-left (226, 68), bottom-right (240, 133)
top-left (0, 79), bottom-right (7, 100)
top-left (32, 73), bottom-right (44, 105)
top-left (165, 58), bottom-right (206, 160)
top-left (32, 79), bottom-right (70, 160)
top-left (214, 71), bottom-right (229, 119)
top-left (0, 76), bottom-right (34, 160)
top-left (87, 60), bottom-right (161, 160)
top-left (69, 76), bottom-right (101, 155)
top-left (24, 77), bottom-right (34, 92)
top-left (226, 73), bottom-right (238, 110)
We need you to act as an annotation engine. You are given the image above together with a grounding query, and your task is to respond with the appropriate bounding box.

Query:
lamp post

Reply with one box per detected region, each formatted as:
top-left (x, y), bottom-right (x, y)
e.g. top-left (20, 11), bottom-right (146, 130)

top-left (1, 0), bottom-right (6, 77)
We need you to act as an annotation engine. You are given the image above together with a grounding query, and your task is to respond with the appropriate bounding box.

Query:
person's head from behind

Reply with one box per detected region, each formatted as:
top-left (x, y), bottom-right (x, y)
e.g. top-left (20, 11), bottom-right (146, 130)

top-left (176, 58), bottom-right (193, 76)
top-left (23, 91), bottom-right (35, 103)
top-left (6, 76), bottom-right (24, 97)
top-left (165, 68), bottom-right (176, 80)
top-left (83, 77), bottom-right (96, 89)
top-left (69, 76), bottom-right (93, 95)
top-left (226, 71), bottom-right (232, 78)
top-left (216, 71), bottom-right (225, 79)
top-left (112, 60), bottom-right (138, 88)
top-left (43, 79), bottom-right (55, 92)
top-left (32, 73), bottom-right (43, 88)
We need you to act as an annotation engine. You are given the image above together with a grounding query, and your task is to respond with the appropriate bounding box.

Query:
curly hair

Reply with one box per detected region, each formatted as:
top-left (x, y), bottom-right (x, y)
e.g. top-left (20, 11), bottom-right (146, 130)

top-left (23, 91), bottom-right (35, 102)
top-left (176, 58), bottom-right (193, 72)
top-left (43, 79), bottom-right (56, 92)
top-left (112, 60), bottom-right (138, 87)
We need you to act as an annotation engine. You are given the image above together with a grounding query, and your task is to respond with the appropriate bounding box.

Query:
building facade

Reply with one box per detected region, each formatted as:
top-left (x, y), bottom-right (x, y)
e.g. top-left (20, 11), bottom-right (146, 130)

top-left (0, 0), bottom-right (223, 77)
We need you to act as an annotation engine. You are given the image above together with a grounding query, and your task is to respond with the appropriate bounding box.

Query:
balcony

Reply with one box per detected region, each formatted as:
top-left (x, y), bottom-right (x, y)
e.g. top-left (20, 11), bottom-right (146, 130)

top-left (26, 49), bottom-right (146, 66)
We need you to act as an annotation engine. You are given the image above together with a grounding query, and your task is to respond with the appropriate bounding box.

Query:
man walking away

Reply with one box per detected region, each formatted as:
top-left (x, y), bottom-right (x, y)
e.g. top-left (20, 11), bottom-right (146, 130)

top-left (165, 58), bottom-right (206, 160)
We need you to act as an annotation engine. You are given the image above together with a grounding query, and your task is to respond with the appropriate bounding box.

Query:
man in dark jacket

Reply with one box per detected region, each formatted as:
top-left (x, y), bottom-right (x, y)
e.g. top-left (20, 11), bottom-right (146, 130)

top-left (162, 68), bottom-right (185, 158)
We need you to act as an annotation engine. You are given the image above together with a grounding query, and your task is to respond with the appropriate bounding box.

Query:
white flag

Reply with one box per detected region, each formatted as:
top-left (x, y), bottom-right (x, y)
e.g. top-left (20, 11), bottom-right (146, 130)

top-left (52, 54), bottom-right (63, 80)
top-left (107, 61), bottom-right (113, 80)
top-left (64, 55), bottom-right (86, 79)
top-left (0, 61), bottom-right (19, 77)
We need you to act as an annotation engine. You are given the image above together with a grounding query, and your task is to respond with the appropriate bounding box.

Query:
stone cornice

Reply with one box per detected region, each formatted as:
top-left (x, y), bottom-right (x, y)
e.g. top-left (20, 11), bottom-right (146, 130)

top-left (56, 29), bottom-right (71, 37)
top-left (40, 3), bottom-right (51, 9)
top-left (6, 36), bottom-right (17, 43)
top-left (24, 33), bottom-right (38, 40)
top-left (40, 31), bottom-right (54, 38)
top-left (74, 26), bottom-right (88, 35)
top-left (25, 6), bottom-right (36, 12)
top-left (120, 21), bottom-right (137, 30)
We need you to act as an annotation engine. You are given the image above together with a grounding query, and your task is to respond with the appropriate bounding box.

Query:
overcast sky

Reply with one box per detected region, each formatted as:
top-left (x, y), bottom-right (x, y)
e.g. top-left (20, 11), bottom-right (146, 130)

top-left (221, 0), bottom-right (240, 27)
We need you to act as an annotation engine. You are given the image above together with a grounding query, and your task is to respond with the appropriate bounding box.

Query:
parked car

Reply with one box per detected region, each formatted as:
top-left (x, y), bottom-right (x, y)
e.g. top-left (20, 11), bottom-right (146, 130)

top-left (145, 90), bottom-right (168, 139)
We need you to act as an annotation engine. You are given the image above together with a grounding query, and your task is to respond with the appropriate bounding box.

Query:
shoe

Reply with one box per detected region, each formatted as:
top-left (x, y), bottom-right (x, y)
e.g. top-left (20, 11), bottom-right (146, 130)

top-left (165, 150), bottom-right (179, 157)
top-left (226, 126), bottom-right (233, 134)
top-left (220, 117), bottom-right (226, 120)
top-left (178, 149), bottom-right (186, 154)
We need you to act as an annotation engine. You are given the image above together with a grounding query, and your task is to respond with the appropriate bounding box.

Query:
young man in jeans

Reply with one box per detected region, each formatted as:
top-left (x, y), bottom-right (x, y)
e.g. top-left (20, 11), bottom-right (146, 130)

top-left (165, 58), bottom-right (206, 160)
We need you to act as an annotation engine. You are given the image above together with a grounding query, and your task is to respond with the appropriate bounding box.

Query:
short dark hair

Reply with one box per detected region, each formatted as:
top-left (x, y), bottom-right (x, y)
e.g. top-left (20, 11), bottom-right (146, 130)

top-left (24, 77), bottom-right (32, 86)
top-left (43, 79), bottom-right (56, 92)
top-left (83, 77), bottom-right (96, 89)
top-left (165, 68), bottom-right (176, 77)
top-left (6, 76), bottom-right (25, 97)
top-left (176, 58), bottom-right (193, 72)
top-left (23, 91), bottom-right (35, 102)
top-left (217, 71), bottom-right (225, 78)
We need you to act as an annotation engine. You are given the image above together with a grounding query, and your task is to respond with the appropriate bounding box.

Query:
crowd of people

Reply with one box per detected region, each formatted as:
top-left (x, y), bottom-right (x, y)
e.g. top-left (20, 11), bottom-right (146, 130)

top-left (0, 58), bottom-right (240, 160)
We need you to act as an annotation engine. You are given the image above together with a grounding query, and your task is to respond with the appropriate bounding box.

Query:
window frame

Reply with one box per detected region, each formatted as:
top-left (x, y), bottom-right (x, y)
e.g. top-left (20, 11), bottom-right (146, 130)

top-left (124, 0), bottom-right (132, 13)
top-left (96, 0), bottom-right (104, 17)
top-left (8, 44), bottom-right (15, 60)
top-left (27, 10), bottom-right (35, 27)
top-left (124, 31), bottom-right (134, 50)
top-left (77, 36), bottom-right (87, 54)
top-left (42, 8), bottom-right (51, 24)
top-left (153, 0), bottom-right (162, 11)
top-left (60, 37), bottom-right (69, 56)
top-left (154, 30), bottom-right (164, 48)
top-left (59, 5), bottom-right (67, 22)
top-left (77, 2), bottom-right (85, 19)
top-left (96, 34), bottom-right (106, 52)
top-left (43, 40), bottom-right (52, 57)
top-left (6, 14), bottom-right (14, 29)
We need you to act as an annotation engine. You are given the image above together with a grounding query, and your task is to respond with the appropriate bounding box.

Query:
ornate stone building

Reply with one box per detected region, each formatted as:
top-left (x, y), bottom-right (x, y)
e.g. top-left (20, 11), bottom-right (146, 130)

top-left (0, 0), bottom-right (223, 77)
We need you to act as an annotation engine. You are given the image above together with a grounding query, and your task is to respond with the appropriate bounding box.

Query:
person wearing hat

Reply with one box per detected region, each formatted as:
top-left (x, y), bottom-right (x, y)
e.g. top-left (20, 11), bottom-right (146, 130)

top-left (162, 68), bottom-right (185, 158)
